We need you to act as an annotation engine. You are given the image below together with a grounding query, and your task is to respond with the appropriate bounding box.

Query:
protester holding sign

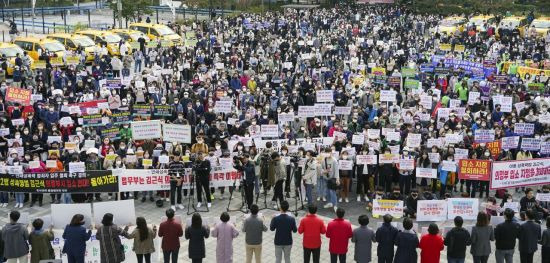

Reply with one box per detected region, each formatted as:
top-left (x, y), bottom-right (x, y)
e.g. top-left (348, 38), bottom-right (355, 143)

top-left (62, 214), bottom-right (92, 263)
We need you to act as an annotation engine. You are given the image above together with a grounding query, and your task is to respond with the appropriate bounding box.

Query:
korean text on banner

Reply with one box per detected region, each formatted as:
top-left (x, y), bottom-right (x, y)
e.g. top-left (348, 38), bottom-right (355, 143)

top-left (372, 199), bottom-right (404, 218)
top-left (447, 198), bottom-right (479, 220)
top-left (417, 200), bottom-right (448, 221)
top-left (416, 168), bottom-right (437, 179)
top-left (116, 169), bottom-right (170, 192)
top-left (261, 124), bottom-right (279, 138)
top-left (131, 120), bottom-right (162, 140)
top-left (162, 124), bottom-right (191, 144)
top-left (0, 171), bottom-right (118, 193)
top-left (491, 158), bottom-right (550, 189)
top-left (458, 159), bottom-right (491, 181)
top-left (5, 87), bottom-right (32, 105)
top-left (214, 100), bottom-right (232, 113)
top-left (316, 90), bottom-right (334, 102)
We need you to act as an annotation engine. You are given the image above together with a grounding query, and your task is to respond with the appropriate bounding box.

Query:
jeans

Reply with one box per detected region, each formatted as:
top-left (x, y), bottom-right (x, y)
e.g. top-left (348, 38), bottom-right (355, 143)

top-left (473, 255), bottom-right (489, 263)
top-left (67, 253), bottom-right (84, 263)
top-left (330, 253), bottom-right (346, 263)
top-left (63, 193), bottom-right (72, 204)
top-left (447, 257), bottom-right (465, 263)
top-left (15, 193), bottom-right (24, 203)
top-left (317, 176), bottom-right (327, 199)
top-left (170, 181), bottom-right (182, 205)
top-left (304, 247), bottom-right (320, 263)
top-left (275, 245), bottom-right (291, 263)
top-left (0, 192), bottom-right (8, 203)
top-left (327, 189), bottom-right (337, 207)
top-left (163, 249), bottom-right (179, 263)
top-left (495, 249), bottom-right (514, 263)
top-left (305, 184), bottom-right (313, 205)
top-left (134, 60), bottom-right (142, 73)
top-left (136, 253), bottom-right (151, 263)
top-left (272, 179), bottom-right (285, 204)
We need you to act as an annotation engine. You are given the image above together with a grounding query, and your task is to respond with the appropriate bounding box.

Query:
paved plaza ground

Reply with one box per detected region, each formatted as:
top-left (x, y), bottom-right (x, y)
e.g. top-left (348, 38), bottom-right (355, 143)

top-left (0, 186), bottom-right (543, 263)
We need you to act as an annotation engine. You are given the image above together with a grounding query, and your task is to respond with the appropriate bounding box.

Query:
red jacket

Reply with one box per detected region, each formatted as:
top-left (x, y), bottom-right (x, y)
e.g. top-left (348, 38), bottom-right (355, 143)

top-left (298, 214), bottom-right (326, 249)
top-left (326, 218), bottom-right (353, 254)
top-left (158, 219), bottom-right (183, 251)
top-left (419, 234), bottom-right (444, 263)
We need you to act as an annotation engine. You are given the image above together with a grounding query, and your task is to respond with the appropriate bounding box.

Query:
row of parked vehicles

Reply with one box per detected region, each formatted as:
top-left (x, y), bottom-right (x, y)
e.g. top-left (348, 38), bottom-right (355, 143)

top-left (434, 15), bottom-right (550, 37)
top-left (0, 23), bottom-right (184, 75)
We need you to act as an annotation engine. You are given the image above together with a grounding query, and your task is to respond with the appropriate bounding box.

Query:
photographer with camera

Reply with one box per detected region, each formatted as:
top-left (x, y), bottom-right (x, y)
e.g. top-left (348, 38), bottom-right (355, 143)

top-left (194, 151), bottom-right (212, 208)
top-left (234, 153), bottom-right (256, 209)
top-left (168, 154), bottom-right (186, 211)
top-left (269, 152), bottom-right (287, 209)
top-left (256, 142), bottom-right (274, 194)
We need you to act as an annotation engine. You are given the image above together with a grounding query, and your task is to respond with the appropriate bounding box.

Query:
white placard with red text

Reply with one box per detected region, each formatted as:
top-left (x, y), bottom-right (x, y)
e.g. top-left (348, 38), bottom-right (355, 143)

top-left (491, 158), bottom-right (550, 189)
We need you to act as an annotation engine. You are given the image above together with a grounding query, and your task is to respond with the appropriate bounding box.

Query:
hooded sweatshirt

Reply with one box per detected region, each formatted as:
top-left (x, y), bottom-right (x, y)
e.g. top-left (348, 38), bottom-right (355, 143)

top-left (1, 222), bottom-right (29, 258)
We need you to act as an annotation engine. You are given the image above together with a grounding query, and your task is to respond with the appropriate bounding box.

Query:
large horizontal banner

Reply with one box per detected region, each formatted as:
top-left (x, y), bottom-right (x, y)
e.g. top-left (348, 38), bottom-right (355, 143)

top-left (116, 169), bottom-right (170, 192)
top-left (0, 171), bottom-right (118, 193)
top-left (458, 159), bottom-right (491, 181)
top-left (491, 158), bottom-right (550, 189)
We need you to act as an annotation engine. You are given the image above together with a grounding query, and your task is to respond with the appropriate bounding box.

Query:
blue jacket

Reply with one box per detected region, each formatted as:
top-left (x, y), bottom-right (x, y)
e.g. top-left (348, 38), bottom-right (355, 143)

top-left (375, 222), bottom-right (399, 258)
top-left (62, 225), bottom-right (92, 256)
top-left (394, 231), bottom-right (419, 263)
top-left (270, 213), bottom-right (297, 246)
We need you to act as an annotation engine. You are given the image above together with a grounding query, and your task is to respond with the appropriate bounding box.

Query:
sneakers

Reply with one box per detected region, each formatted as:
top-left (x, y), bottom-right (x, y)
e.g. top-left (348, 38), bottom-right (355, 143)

top-left (211, 194), bottom-right (215, 200)
top-left (177, 204), bottom-right (185, 210)
top-left (334, 206), bottom-right (338, 213)
top-left (338, 198), bottom-right (342, 202)
top-left (323, 203), bottom-right (333, 209)
top-left (207, 203), bottom-right (212, 208)
top-left (165, 198), bottom-right (170, 202)
top-left (197, 202), bottom-right (202, 208)
top-left (170, 205), bottom-right (176, 211)
top-left (322, 197), bottom-right (327, 202)
top-left (317, 197), bottom-right (321, 201)
top-left (345, 198), bottom-right (349, 203)
top-left (357, 196), bottom-right (361, 202)
top-left (272, 201), bottom-right (278, 209)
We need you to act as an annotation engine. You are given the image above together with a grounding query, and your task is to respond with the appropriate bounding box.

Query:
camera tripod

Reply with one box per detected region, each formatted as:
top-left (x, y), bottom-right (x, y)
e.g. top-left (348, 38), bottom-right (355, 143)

top-left (185, 169), bottom-right (210, 215)
top-left (289, 162), bottom-right (305, 217)
top-left (226, 177), bottom-right (249, 214)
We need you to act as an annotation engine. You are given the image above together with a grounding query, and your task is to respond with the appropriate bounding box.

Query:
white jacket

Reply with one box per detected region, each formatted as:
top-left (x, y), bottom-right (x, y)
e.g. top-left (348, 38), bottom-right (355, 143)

top-left (302, 158), bottom-right (319, 185)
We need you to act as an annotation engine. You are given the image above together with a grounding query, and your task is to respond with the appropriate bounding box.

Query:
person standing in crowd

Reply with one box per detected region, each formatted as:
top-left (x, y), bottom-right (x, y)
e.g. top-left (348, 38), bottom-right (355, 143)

top-left (302, 150), bottom-right (319, 206)
top-left (2, 211), bottom-right (29, 263)
top-left (375, 214), bottom-right (398, 263)
top-left (159, 209), bottom-right (184, 263)
top-left (194, 151), bottom-right (212, 208)
top-left (242, 204), bottom-right (267, 263)
top-left (444, 216), bottom-right (471, 263)
top-left (96, 213), bottom-right (130, 263)
top-left (212, 212), bottom-right (239, 263)
top-left (269, 152), bottom-right (287, 208)
top-left (351, 214), bottom-right (375, 263)
top-left (419, 223), bottom-right (444, 263)
top-left (168, 153), bottom-right (186, 211)
top-left (326, 207), bottom-right (353, 263)
top-left (127, 217), bottom-right (157, 263)
top-left (541, 219), bottom-right (550, 263)
top-left (494, 209), bottom-right (519, 263)
top-left (298, 204), bottom-right (326, 263)
top-left (518, 210), bottom-right (542, 263)
top-left (470, 212), bottom-right (494, 263)
top-left (321, 148), bottom-right (339, 212)
top-left (29, 218), bottom-right (54, 263)
top-left (62, 214), bottom-right (92, 263)
top-left (235, 153), bottom-right (257, 210)
top-left (185, 213), bottom-right (210, 263)
top-left (270, 200), bottom-right (297, 263)
top-left (394, 217), bottom-right (419, 263)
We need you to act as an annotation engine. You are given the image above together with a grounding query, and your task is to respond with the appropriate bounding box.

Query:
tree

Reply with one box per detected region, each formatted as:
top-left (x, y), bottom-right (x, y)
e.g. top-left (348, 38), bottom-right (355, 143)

top-left (109, 0), bottom-right (153, 22)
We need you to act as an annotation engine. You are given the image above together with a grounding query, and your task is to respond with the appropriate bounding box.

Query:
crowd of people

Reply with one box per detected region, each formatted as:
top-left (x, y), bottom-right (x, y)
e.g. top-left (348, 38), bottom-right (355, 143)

top-left (0, 1), bottom-right (547, 262)
top-left (1, 206), bottom-right (550, 263)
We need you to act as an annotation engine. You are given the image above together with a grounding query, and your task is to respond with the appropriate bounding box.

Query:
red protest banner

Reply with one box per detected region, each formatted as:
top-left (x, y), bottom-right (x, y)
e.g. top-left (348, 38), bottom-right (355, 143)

top-left (473, 140), bottom-right (501, 159)
top-left (458, 159), bottom-right (491, 181)
top-left (5, 87), bottom-right (31, 105)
